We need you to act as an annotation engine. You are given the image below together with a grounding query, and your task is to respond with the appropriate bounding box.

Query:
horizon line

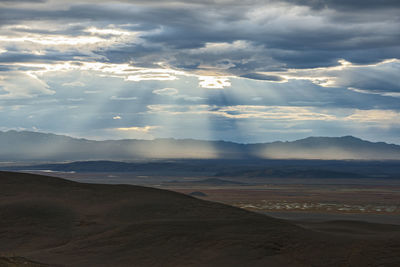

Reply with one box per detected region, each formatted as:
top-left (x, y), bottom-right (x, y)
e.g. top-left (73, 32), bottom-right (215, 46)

top-left (1, 129), bottom-right (399, 146)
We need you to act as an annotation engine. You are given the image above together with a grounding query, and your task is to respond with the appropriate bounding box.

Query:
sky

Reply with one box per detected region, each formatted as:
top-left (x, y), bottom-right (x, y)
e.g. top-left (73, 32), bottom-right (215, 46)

top-left (0, 0), bottom-right (399, 144)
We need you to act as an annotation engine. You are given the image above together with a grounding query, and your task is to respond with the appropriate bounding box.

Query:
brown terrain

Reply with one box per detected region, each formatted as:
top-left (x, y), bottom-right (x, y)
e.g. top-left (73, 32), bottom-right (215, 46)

top-left (0, 171), bottom-right (400, 266)
top-left (47, 171), bottom-right (400, 223)
top-left (172, 182), bottom-right (400, 216)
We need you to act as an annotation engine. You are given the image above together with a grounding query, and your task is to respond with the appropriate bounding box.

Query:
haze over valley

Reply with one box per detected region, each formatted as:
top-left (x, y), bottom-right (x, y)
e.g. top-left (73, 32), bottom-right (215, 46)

top-left (1, 130), bottom-right (400, 161)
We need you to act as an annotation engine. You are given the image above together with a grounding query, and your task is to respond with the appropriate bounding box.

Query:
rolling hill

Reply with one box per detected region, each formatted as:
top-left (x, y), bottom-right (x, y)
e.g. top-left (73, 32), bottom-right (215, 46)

top-left (0, 171), bottom-right (399, 266)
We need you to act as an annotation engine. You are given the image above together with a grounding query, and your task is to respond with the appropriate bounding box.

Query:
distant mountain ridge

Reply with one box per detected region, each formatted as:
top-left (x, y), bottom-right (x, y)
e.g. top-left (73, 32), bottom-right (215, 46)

top-left (0, 130), bottom-right (399, 161)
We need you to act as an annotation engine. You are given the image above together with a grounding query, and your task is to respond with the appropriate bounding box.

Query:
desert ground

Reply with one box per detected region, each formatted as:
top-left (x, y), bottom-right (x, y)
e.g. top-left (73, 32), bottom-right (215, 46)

top-left (30, 170), bottom-right (400, 225)
top-left (1, 171), bottom-right (399, 266)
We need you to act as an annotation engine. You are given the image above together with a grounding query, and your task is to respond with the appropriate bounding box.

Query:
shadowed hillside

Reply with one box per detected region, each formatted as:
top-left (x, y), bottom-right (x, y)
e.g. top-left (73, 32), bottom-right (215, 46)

top-left (0, 171), bottom-right (399, 266)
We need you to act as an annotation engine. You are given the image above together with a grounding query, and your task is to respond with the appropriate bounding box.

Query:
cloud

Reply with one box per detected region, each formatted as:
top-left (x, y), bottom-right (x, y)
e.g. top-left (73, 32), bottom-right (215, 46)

top-left (174, 95), bottom-right (205, 102)
top-left (116, 125), bottom-right (160, 132)
top-left (0, 71), bottom-right (54, 99)
top-left (110, 95), bottom-right (137, 100)
top-left (334, 60), bottom-right (400, 95)
top-left (0, 0), bottom-right (398, 93)
top-left (152, 87), bottom-right (205, 102)
top-left (84, 90), bottom-right (100, 94)
top-left (67, 98), bottom-right (83, 102)
top-left (85, 26), bottom-right (134, 37)
top-left (198, 76), bottom-right (231, 89)
top-left (0, 0), bottom-right (399, 144)
top-left (278, 0), bottom-right (400, 11)
top-left (0, 0), bottom-right (46, 3)
top-left (147, 104), bottom-right (337, 121)
top-left (6, 61), bottom-right (185, 85)
top-left (253, 59), bottom-right (400, 95)
top-left (152, 87), bottom-right (178, 96)
top-left (2, 0), bottom-right (397, 78)
top-left (146, 104), bottom-right (400, 128)
top-left (240, 73), bottom-right (284, 82)
top-left (62, 81), bottom-right (85, 87)
top-left (344, 109), bottom-right (400, 125)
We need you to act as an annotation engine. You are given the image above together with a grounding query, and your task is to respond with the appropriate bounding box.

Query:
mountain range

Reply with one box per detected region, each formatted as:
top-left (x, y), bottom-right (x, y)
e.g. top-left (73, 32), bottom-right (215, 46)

top-left (0, 130), bottom-right (399, 161)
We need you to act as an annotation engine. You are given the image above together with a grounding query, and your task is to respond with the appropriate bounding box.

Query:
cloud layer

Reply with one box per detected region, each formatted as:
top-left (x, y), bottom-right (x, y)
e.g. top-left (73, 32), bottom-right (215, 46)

top-left (0, 0), bottom-right (399, 143)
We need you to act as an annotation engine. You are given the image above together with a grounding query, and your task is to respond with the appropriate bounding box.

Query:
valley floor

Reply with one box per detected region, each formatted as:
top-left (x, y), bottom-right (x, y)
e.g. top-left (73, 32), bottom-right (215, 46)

top-left (31, 171), bottom-right (400, 225)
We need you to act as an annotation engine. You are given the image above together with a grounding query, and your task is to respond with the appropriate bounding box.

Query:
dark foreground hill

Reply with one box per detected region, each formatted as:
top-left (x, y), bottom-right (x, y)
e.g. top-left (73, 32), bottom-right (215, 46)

top-left (0, 172), bottom-right (399, 266)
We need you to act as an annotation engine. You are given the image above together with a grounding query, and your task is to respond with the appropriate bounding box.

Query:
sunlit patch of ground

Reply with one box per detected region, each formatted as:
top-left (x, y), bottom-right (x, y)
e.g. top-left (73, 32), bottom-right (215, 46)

top-left (171, 182), bottom-right (400, 219)
top-left (233, 201), bottom-right (399, 214)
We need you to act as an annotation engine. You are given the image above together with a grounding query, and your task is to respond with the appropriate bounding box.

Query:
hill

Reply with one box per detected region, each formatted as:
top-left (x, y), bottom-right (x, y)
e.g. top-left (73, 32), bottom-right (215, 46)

top-left (0, 130), bottom-right (400, 161)
top-left (0, 171), bottom-right (399, 266)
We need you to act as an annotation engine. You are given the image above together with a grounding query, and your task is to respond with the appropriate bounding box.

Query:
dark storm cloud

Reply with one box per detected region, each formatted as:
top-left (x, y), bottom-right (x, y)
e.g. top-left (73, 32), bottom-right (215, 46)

top-left (9, 25), bottom-right (88, 36)
top-left (205, 79), bottom-right (400, 110)
top-left (1, 0), bottom-right (399, 95)
top-left (0, 65), bottom-right (13, 71)
top-left (337, 61), bottom-right (400, 94)
top-left (0, 51), bottom-right (89, 63)
top-left (279, 0), bottom-right (400, 10)
top-left (0, 0), bottom-right (46, 3)
top-left (0, 4), bottom-right (211, 27)
top-left (240, 73), bottom-right (284, 82)
top-left (106, 3), bottom-right (398, 70)
top-left (1, 1), bottom-right (399, 71)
